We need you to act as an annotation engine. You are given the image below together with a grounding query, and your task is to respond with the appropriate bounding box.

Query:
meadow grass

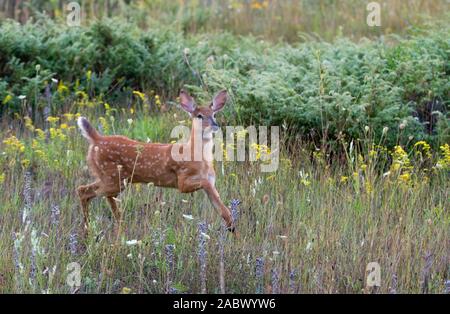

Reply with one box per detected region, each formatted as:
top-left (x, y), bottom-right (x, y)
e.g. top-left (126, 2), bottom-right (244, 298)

top-left (2, 0), bottom-right (449, 42)
top-left (0, 106), bottom-right (448, 293)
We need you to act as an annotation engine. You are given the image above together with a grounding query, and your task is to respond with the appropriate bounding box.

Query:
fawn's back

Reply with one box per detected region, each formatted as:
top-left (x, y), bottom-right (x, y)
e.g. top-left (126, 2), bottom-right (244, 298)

top-left (87, 135), bottom-right (180, 188)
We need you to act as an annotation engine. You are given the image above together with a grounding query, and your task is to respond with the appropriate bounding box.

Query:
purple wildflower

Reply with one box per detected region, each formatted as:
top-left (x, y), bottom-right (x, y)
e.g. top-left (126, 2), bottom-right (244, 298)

top-left (198, 222), bottom-right (208, 293)
top-left (255, 257), bottom-right (264, 294)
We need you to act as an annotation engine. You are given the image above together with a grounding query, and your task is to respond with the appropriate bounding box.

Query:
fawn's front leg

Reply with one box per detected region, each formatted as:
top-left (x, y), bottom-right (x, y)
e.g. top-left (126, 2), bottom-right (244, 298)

top-left (178, 175), bottom-right (234, 231)
top-left (202, 181), bottom-right (234, 231)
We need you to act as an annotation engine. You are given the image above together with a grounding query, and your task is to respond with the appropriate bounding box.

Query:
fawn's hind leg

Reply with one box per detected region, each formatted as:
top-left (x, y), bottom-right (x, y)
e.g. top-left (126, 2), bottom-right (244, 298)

top-left (95, 181), bottom-right (122, 234)
top-left (106, 196), bottom-right (121, 222)
top-left (106, 196), bottom-right (123, 235)
top-left (77, 181), bottom-right (100, 231)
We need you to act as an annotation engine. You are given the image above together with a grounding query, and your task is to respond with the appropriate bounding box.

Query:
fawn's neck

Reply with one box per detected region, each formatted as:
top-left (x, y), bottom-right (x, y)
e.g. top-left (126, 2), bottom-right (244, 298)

top-left (187, 122), bottom-right (214, 162)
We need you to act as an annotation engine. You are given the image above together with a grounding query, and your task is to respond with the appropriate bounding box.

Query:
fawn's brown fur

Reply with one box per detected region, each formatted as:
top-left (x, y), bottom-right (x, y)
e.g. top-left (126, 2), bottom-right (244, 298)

top-left (76, 90), bottom-right (234, 234)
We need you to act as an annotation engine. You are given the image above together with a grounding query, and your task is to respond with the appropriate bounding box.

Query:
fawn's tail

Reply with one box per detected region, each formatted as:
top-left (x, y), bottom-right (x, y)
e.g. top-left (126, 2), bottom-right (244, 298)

top-left (77, 117), bottom-right (101, 143)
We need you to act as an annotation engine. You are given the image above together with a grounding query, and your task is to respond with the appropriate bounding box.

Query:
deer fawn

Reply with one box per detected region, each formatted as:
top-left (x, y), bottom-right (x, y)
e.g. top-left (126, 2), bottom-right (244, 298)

top-left (76, 90), bottom-right (234, 235)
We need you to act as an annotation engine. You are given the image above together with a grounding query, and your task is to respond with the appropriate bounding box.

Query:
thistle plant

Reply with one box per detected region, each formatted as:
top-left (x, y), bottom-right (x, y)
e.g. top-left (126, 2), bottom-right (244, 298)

top-left (69, 233), bottom-right (78, 256)
top-left (50, 205), bottom-right (60, 226)
top-left (444, 280), bottom-right (450, 294)
top-left (289, 269), bottom-right (299, 294)
top-left (165, 244), bottom-right (175, 294)
top-left (271, 267), bottom-right (280, 294)
top-left (216, 199), bottom-right (242, 293)
top-left (198, 222), bottom-right (208, 294)
top-left (230, 199), bottom-right (241, 224)
top-left (255, 257), bottom-right (264, 294)
top-left (29, 228), bottom-right (44, 290)
top-left (12, 231), bottom-right (24, 292)
top-left (22, 169), bottom-right (33, 227)
top-left (389, 273), bottom-right (398, 294)
top-left (218, 226), bottom-right (226, 293)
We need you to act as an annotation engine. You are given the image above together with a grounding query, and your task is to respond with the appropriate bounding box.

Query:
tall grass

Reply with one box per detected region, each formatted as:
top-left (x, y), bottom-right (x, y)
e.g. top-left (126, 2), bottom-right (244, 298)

top-left (0, 107), bottom-right (448, 293)
top-left (1, 0), bottom-right (449, 41)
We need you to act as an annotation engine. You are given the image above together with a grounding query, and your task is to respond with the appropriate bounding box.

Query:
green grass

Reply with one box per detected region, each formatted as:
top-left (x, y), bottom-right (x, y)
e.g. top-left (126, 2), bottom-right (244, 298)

top-left (0, 1), bottom-right (448, 293)
top-left (1, 0), bottom-right (449, 42)
top-left (0, 108), bottom-right (448, 293)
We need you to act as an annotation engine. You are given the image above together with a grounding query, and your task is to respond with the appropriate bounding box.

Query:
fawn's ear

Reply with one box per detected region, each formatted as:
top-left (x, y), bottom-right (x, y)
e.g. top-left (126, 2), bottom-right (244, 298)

top-left (210, 90), bottom-right (228, 112)
top-left (179, 89), bottom-right (196, 113)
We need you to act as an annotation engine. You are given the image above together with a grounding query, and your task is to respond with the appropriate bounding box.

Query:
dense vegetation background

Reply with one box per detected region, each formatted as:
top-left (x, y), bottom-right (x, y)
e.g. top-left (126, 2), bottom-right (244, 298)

top-left (0, 1), bottom-right (449, 149)
top-left (0, 0), bottom-right (448, 294)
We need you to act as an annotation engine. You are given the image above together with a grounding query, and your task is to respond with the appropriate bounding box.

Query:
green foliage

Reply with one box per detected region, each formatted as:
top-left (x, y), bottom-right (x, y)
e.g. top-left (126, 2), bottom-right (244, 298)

top-left (0, 18), bottom-right (448, 149)
top-left (200, 33), bottom-right (449, 149)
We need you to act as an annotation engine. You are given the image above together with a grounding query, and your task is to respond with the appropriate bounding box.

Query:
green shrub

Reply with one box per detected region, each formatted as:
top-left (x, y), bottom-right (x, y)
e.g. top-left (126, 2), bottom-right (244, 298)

top-left (0, 17), bottom-right (448, 149)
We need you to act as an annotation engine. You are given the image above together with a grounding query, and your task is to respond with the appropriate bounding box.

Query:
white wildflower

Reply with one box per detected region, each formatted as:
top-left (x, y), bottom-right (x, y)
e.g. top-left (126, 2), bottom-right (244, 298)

top-left (183, 214), bottom-right (194, 220)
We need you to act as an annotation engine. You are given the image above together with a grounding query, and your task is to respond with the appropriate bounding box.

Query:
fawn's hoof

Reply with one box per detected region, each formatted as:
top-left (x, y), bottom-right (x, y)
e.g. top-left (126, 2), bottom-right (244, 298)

top-left (227, 226), bottom-right (236, 233)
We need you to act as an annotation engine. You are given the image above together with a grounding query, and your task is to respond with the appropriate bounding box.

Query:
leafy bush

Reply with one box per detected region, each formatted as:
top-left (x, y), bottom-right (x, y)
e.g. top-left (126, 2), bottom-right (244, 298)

top-left (0, 17), bottom-right (448, 149)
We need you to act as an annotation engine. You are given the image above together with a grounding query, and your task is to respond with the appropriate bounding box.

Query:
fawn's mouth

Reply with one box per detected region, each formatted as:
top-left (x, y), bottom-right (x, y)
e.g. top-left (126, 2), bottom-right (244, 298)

top-left (204, 125), bottom-right (220, 134)
top-left (202, 126), bottom-right (219, 139)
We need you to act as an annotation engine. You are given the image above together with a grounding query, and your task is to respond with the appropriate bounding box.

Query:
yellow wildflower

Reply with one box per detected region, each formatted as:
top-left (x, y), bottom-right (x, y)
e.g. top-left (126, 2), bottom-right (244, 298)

top-left (24, 116), bottom-right (35, 131)
top-left (251, 143), bottom-right (271, 161)
top-left (368, 150), bottom-right (377, 158)
top-left (3, 136), bottom-right (25, 154)
top-left (391, 145), bottom-right (411, 170)
top-left (155, 95), bottom-right (161, 107)
top-left (133, 90), bottom-right (146, 101)
top-left (365, 181), bottom-right (373, 194)
top-left (75, 90), bottom-right (88, 100)
top-left (57, 81), bottom-right (69, 95)
top-left (35, 128), bottom-right (46, 140)
top-left (34, 149), bottom-right (46, 159)
top-left (47, 116), bottom-right (60, 124)
top-left (31, 139), bottom-right (39, 149)
top-left (414, 141), bottom-right (432, 159)
top-left (436, 144), bottom-right (450, 170)
top-left (2, 94), bottom-right (13, 105)
top-left (340, 176), bottom-right (349, 183)
top-left (63, 113), bottom-right (75, 121)
top-left (50, 128), bottom-right (66, 141)
top-left (300, 178), bottom-right (311, 186)
top-left (21, 159), bottom-right (30, 168)
top-left (399, 172), bottom-right (411, 184)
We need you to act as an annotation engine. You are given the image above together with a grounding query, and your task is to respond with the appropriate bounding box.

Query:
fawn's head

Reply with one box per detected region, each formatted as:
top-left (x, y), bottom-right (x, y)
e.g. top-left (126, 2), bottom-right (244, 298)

top-left (179, 89), bottom-right (228, 138)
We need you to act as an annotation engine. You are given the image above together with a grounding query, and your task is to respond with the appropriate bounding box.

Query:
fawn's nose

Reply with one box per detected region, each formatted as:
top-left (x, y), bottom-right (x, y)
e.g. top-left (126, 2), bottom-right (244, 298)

top-left (210, 118), bottom-right (220, 132)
